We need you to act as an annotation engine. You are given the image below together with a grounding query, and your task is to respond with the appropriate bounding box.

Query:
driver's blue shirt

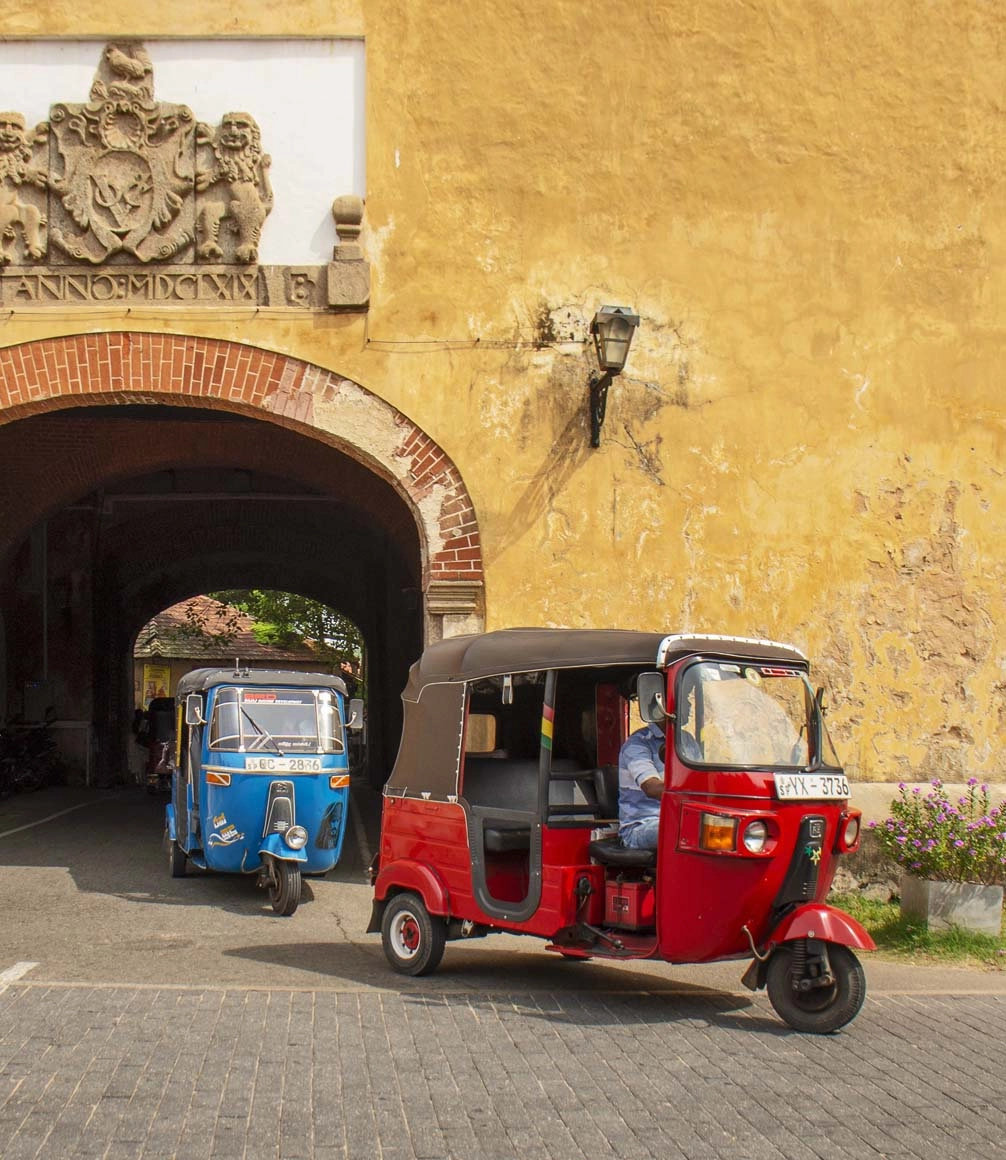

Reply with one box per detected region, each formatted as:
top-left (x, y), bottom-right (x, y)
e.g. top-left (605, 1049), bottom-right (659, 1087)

top-left (618, 722), bottom-right (665, 839)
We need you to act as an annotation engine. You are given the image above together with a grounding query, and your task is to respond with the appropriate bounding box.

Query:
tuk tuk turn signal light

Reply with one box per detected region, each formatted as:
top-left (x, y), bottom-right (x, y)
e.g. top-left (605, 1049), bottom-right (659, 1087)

top-left (700, 812), bottom-right (737, 852)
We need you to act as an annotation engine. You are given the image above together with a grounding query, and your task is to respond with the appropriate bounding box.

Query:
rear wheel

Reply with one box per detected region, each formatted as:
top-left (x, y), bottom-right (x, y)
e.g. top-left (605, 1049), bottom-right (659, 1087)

top-left (167, 831), bottom-right (187, 878)
top-left (14, 763), bottom-right (45, 792)
top-left (381, 892), bottom-right (446, 976)
top-left (268, 858), bottom-right (302, 916)
top-left (766, 942), bottom-right (866, 1034)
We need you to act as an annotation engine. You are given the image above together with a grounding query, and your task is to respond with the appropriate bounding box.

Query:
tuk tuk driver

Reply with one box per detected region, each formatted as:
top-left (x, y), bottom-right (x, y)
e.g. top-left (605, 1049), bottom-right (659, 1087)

top-left (619, 679), bottom-right (702, 849)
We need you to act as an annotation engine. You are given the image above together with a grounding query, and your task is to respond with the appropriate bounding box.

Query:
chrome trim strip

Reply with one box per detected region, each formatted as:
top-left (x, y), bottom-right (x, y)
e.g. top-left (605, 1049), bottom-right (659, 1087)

top-left (201, 764), bottom-right (328, 776)
top-left (656, 633), bottom-right (807, 667)
top-left (668, 790), bottom-right (785, 803)
top-left (667, 789), bottom-right (848, 804)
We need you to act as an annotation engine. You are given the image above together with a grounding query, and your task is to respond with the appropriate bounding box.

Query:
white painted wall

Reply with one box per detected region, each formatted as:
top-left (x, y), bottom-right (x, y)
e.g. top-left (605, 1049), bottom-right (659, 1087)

top-left (0, 39), bottom-right (366, 265)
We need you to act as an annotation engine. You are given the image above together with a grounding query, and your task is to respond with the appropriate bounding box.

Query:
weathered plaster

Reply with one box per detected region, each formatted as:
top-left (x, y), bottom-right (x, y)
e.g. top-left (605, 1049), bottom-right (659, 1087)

top-left (0, 2), bottom-right (364, 37)
top-left (0, 3), bottom-right (1005, 783)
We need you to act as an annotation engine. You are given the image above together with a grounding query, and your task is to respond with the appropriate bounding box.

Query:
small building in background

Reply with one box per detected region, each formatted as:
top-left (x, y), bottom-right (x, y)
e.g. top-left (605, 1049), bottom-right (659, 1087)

top-left (133, 596), bottom-right (331, 710)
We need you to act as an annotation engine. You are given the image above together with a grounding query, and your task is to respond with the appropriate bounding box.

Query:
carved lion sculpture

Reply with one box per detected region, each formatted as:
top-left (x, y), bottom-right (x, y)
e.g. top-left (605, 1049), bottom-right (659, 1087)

top-left (195, 112), bottom-right (273, 265)
top-left (0, 112), bottom-right (46, 263)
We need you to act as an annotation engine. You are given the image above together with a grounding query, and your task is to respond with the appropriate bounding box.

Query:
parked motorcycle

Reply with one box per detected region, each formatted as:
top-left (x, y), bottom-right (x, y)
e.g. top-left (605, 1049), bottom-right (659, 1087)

top-left (0, 711), bottom-right (60, 795)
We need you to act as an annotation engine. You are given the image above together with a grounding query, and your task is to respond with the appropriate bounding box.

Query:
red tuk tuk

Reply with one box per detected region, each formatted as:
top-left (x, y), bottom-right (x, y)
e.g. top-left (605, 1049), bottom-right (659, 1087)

top-left (368, 630), bottom-right (874, 1033)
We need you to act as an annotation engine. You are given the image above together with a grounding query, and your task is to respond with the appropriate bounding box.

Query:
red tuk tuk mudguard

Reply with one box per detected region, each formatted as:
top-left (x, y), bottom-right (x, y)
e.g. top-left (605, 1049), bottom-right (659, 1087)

top-left (740, 902), bottom-right (876, 991)
top-left (770, 902), bottom-right (876, 951)
top-left (369, 859), bottom-right (451, 932)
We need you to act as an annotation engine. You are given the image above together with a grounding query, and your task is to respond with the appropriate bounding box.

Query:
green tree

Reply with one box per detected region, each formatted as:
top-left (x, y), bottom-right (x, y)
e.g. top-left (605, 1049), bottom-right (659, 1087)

top-left (209, 589), bottom-right (364, 679)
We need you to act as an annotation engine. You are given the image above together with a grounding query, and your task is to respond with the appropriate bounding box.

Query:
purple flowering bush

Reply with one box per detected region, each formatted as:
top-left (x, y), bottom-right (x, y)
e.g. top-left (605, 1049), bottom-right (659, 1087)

top-left (869, 778), bottom-right (1006, 886)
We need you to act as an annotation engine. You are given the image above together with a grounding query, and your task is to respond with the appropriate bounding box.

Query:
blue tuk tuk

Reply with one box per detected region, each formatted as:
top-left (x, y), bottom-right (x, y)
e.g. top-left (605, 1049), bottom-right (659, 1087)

top-left (165, 666), bottom-right (364, 915)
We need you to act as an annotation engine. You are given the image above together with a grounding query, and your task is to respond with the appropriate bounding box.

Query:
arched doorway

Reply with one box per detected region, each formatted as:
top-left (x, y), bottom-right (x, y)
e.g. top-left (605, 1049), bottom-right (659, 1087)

top-left (0, 335), bottom-right (485, 785)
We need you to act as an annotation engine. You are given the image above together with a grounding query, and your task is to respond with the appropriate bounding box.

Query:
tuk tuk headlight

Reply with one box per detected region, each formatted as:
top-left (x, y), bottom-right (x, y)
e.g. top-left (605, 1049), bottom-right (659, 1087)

top-left (700, 813), bottom-right (737, 852)
top-left (836, 812), bottom-right (861, 854)
top-left (284, 825), bottom-right (308, 851)
top-left (742, 820), bottom-right (769, 854)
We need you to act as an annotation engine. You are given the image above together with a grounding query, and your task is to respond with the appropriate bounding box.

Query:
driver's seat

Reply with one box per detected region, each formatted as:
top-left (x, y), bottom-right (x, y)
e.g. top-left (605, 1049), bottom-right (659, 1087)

top-left (588, 835), bottom-right (656, 869)
top-left (588, 765), bottom-right (657, 868)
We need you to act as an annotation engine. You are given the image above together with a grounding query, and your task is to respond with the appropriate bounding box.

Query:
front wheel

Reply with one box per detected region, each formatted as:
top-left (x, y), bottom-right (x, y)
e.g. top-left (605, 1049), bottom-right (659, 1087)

top-left (267, 858), bottom-right (302, 916)
top-left (766, 942), bottom-right (866, 1034)
top-left (381, 892), bottom-right (446, 976)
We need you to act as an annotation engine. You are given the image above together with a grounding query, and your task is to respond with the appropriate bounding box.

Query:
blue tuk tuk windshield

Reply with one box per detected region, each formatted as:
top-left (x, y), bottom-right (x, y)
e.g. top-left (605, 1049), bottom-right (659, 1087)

top-left (678, 661), bottom-right (841, 769)
top-left (208, 686), bottom-right (346, 755)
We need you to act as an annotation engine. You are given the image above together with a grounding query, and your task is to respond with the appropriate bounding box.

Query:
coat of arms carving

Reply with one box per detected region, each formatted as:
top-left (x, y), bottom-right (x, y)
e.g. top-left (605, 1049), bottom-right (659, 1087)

top-left (48, 43), bottom-right (196, 264)
top-left (0, 41), bottom-right (273, 267)
top-left (0, 39), bottom-right (368, 310)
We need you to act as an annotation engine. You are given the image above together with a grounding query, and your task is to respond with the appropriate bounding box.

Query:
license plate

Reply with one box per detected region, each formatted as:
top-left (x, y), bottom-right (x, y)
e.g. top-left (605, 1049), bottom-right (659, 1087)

top-left (243, 757), bottom-right (322, 773)
top-left (774, 772), bottom-right (850, 800)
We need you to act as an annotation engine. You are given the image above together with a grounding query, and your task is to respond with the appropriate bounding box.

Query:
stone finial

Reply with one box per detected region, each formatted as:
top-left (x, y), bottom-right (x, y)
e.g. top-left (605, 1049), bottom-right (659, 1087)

top-left (327, 194), bottom-right (368, 308)
top-left (332, 194), bottom-right (364, 259)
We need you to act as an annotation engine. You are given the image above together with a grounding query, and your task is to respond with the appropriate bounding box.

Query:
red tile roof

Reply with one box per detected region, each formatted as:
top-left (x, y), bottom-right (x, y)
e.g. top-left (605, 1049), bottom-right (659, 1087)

top-left (133, 596), bottom-right (322, 662)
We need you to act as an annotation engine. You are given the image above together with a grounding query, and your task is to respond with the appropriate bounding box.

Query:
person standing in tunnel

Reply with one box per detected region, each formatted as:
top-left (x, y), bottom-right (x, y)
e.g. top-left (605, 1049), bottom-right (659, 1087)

top-left (339, 659), bottom-right (359, 699)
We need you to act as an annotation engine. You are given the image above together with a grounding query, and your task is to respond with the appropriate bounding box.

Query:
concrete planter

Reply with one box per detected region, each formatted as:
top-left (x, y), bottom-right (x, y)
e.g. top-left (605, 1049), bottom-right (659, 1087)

top-left (900, 876), bottom-right (1004, 935)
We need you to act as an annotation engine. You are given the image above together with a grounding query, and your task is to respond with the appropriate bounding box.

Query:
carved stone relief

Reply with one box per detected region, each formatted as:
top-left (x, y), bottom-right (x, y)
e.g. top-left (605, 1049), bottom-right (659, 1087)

top-left (195, 112), bottom-right (273, 265)
top-left (48, 43), bottom-right (196, 265)
top-left (0, 112), bottom-right (48, 266)
top-left (0, 41), bottom-right (367, 310)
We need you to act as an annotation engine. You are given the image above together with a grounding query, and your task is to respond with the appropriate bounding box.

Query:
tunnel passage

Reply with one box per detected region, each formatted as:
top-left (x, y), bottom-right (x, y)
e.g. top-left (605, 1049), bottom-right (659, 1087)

top-left (0, 404), bottom-right (426, 787)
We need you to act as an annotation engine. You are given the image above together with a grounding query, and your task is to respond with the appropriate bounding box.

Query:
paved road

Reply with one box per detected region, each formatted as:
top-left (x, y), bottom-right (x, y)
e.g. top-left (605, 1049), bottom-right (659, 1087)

top-left (0, 786), bottom-right (1005, 1159)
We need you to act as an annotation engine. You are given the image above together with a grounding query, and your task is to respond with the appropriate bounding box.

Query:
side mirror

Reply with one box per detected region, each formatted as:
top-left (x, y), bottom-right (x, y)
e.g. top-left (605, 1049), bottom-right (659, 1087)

top-left (185, 693), bottom-right (205, 726)
top-left (347, 698), bottom-right (365, 731)
top-left (636, 672), bottom-right (666, 723)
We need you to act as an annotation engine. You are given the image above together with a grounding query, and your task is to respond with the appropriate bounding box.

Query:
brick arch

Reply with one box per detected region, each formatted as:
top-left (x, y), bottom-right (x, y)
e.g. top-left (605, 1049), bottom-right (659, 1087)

top-left (0, 332), bottom-right (483, 636)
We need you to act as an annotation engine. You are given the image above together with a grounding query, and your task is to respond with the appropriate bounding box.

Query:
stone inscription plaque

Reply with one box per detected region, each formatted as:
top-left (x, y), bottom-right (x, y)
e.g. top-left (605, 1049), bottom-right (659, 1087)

top-left (0, 265), bottom-right (334, 309)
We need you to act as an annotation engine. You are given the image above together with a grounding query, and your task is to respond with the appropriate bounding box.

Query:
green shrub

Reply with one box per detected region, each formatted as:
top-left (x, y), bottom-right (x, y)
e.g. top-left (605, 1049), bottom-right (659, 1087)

top-left (868, 778), bottom-right (1006, 885)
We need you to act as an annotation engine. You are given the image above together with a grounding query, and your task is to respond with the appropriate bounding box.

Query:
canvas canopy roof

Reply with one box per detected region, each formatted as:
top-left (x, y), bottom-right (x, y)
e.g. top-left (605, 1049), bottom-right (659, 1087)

top-left (177, 667), bottom-right (348, 696)
top-left (402, 629), bottom-right (807, 700)
top-left (388, 629), bottom-right (809, 800)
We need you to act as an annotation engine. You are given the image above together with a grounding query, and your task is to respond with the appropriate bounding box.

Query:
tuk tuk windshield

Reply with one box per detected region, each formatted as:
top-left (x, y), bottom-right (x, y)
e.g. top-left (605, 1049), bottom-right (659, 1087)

top-left (208, 687), bottom-right (345, 755)
top-left (678, 660), bottom-right (841, 769)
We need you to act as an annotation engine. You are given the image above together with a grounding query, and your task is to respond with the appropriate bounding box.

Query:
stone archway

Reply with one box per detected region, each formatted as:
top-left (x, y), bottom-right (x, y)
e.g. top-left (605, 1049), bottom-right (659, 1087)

top-left (0, 332), bottom-right (484, 641)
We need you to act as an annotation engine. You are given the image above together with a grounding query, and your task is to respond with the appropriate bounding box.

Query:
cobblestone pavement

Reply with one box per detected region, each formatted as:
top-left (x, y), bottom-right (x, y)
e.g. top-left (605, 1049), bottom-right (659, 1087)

top-left (1, 980), bottom-right (1004, 1160)
top-left (1, 787), bottom-right (1005, 1159)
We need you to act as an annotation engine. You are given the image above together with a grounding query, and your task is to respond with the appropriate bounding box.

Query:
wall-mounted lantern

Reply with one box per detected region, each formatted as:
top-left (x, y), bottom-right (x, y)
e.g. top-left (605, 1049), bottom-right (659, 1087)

top-left (589, 305), bottom-right (640, 447)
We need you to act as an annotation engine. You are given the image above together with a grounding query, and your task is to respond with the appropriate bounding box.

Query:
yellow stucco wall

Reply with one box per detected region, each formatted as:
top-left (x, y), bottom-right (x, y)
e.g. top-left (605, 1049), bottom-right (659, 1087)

top-left (2, 2), bottom-right (1006, 784)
